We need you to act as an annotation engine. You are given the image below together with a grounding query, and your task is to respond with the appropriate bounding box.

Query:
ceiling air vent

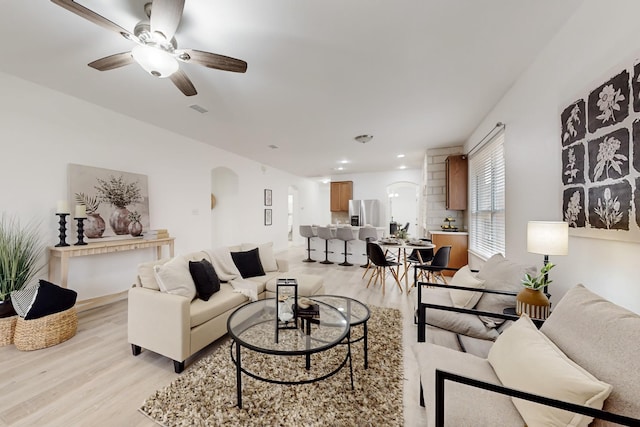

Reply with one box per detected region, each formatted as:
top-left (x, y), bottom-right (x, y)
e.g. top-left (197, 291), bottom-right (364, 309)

top-left (189, 104), bottom-right (208, 114)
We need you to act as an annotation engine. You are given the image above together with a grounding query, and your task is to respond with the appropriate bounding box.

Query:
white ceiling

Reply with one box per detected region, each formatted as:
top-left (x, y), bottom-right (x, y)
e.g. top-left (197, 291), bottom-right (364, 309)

top-left (1, 0), bottom-right (582, 178)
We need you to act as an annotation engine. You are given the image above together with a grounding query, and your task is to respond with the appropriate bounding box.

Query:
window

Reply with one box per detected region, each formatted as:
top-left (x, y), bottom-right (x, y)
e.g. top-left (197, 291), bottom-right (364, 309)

top-left (469, 131), bottom-right (505, 259)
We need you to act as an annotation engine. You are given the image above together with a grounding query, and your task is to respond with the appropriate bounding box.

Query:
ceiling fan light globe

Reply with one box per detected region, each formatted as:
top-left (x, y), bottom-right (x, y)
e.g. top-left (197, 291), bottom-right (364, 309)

top-left (131, 44), bottom-right (178, 78)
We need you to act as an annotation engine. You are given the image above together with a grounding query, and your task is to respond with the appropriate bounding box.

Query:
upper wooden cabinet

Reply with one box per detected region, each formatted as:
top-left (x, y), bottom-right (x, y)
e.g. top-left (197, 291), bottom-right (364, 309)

top-left (445, 155), bottom-right (467, 210)
top-left (330, 181), bottom-right (353, 212)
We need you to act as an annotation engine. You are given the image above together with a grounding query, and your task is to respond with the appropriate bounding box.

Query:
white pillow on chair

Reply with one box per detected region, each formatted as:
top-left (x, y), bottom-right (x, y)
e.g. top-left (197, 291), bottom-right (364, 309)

top-left (449, 265), bottom-right (485, 309)
top-left (488, 314), bottom-right (612, 427)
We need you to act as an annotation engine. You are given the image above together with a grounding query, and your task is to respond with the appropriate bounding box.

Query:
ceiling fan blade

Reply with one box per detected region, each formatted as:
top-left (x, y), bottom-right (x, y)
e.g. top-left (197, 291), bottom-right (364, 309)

top-left (179, 49), bottom-right (247, 73)
top-left (88, 52), bottom-right (134, 71)
top-left (150, 0), bottom-right (185, 41)
top-left (50, 0), bottom-right (133, 38)
top-left (169, 70), bottom-right (197, 96)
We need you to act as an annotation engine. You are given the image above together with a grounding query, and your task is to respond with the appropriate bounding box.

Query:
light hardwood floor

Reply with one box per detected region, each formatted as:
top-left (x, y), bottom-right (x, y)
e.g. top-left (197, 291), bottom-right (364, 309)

top-left (0, 244), bottom-right (428, 427)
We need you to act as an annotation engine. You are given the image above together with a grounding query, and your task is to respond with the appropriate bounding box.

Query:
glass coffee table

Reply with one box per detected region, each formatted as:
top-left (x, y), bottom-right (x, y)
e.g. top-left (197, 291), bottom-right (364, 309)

top-left (310, 295), bottom-right (371, 369)
top-left (227, 297), bottom-right (352, 408)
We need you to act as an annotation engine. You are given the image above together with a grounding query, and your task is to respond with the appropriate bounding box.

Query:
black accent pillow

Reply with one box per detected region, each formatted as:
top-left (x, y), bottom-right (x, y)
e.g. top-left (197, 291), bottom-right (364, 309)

top-left (230, 248), bottom-right (265, 279)
top-left (188, 259), bottom-right (220, 301)
top-left (24, 280), bottom-right (77, 320)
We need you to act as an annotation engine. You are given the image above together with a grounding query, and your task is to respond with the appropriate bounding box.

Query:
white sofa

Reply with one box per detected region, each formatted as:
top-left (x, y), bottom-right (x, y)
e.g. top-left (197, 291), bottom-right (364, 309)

top-left (414, 284), bottom-right (640, 426)
top-left (128, 243), bottom-right (324, 373)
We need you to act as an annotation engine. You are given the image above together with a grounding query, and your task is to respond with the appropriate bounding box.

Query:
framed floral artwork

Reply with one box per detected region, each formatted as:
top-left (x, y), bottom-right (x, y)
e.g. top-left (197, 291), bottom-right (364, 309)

top-left (264, 209), bottom-right (272, 226)
top-left (561, 60), bottom-right (640, 242)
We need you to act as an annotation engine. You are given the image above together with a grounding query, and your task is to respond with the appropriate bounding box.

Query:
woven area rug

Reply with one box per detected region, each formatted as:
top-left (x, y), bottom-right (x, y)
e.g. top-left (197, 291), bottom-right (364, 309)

top-left (140, 305), bottom-right (403, 426)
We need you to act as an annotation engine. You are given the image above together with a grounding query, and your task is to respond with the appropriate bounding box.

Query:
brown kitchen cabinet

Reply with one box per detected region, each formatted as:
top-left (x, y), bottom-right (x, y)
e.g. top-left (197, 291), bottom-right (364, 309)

top-left (430, 231), bottom-right (468, 276)
top-left (330, 181), bottom-right (353, 212)
top-left (446, 155), bottom-right (467, 210)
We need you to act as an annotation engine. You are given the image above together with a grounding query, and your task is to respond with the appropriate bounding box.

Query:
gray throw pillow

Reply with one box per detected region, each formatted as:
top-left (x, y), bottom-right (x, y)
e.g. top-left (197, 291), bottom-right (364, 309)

top-left (421, 288), bottom-right (499, 341)
top-left (475, 254), bottom-right (536, 327)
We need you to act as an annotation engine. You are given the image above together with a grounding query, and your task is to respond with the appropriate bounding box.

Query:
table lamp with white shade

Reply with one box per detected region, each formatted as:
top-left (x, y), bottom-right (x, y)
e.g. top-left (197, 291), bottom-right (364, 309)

top-left (527, 221), bottom-right (569, 298)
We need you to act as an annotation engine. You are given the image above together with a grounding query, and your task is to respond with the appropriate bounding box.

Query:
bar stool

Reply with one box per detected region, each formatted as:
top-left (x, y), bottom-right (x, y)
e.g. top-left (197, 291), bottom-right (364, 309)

top-left (336, 226), bottom-right (356, 266)
top-left (299, 225), bottom-right (317, 263)
top-left (358, 226), bottom-right (379, 274)
top-left (316, 226), bottom-right (336, 265)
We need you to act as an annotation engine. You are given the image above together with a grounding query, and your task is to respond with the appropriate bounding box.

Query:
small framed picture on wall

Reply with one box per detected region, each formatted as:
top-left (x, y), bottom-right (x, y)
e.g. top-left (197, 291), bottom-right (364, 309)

top-left (264, 189), bottom-right (272, 206)
top-left (264, 209), bottom-right (272, 226)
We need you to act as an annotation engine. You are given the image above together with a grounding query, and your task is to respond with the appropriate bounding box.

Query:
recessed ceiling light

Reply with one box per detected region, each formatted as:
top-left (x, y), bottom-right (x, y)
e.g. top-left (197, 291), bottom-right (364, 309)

top-left (399, 165), bottom-right (407, 170)
top-left (339, 160), bottom-right (350, 164)
top-left (332, 166), bottom-right (344, 171)
top-left (354, 134), bottom-right (373, 144)
top-left (397, 154), bottom-right (405, 158)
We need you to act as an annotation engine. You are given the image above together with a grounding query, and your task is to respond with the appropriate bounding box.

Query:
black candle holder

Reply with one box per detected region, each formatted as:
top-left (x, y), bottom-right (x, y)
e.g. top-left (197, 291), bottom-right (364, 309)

top-left (55, 213), bottom-right (70, 247)
top-left (74, 217), bottom-right (87, 246)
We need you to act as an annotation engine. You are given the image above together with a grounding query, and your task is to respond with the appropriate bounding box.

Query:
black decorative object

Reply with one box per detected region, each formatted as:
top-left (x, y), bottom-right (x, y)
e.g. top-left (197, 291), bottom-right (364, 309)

top-left (55, 213), bottom-right (70, 247)
top-left (74, 217), bottom-right (87, 246)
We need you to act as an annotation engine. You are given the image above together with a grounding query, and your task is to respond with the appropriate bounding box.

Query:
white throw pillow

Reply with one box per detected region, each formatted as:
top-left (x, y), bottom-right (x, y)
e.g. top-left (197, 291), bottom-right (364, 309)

top-left (241, 242), bottom-right (278, 272)
top-left (153, 256), bottom-right (196, 300)
top-left (449, 265), bottom-right (485, 309)
top-left (488, 314), bottom-right (612, 427)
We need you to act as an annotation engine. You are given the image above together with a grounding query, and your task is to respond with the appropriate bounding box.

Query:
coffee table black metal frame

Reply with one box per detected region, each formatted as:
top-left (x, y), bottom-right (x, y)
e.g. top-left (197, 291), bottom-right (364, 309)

top-left (310, 295), bottom-right (371, 369)
top-left (227, 298), bottom-right (353, 409)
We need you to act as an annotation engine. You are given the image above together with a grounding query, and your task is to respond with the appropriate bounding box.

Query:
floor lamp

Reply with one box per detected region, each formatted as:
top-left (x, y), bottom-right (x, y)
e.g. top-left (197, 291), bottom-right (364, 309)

top-left (527, 221), bottom-right (569, 299)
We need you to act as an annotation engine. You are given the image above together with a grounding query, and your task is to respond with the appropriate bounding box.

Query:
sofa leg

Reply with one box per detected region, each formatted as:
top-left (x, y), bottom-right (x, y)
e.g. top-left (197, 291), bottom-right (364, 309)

top-left (174, 360), bottom-right (185, 374)
top-left (131, 344), bottom-right (141, 356)
top-left (420, 381), bottom-right (425, 407)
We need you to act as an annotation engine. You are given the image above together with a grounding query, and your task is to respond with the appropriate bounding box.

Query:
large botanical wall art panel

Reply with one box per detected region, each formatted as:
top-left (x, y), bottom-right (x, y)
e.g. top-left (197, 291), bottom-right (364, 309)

top-left (68, 164), bottom-right (150, 240)
top-left (561, 61), bottom-right (640, 242)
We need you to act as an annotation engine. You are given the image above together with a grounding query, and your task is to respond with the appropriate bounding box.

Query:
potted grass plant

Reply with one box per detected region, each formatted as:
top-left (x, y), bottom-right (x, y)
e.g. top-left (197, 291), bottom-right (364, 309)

top-left (0, 214), bottom-right (45, 345)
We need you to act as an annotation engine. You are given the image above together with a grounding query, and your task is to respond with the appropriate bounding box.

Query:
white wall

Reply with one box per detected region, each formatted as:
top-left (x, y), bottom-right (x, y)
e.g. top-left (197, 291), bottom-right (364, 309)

top-left (465, 0), bottom-right (640, 313)
top-left (0, 72), bottom-right (323, 301)
top-left (334, 169), bottom-right (422, 234)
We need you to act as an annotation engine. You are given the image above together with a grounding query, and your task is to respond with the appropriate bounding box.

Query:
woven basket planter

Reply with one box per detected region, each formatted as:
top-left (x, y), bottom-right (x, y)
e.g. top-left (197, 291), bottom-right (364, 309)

top-left (0, 316), bottom-right (17, 346)
top-left (14, 307), bottom-right (78, 351)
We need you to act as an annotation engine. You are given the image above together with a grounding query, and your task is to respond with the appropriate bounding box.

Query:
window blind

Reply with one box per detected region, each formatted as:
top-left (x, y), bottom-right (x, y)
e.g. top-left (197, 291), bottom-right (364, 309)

top-left (469, 131), bottom-right (505, 259)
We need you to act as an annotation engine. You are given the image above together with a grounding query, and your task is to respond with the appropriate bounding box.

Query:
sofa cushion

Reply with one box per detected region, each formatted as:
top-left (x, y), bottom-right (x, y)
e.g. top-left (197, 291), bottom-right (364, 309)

top-left (188, 259), bottom-right (220, 301)
top-left (475, 253), bottom-right (536, 327)
top-left (265, 274), bottom-right (325, 298)
top-left (190, 283), bottom-right (249, 328)
top-left (11, 280), bottom-right (77, 320)
top-left (231, 248), bottom-right (266, 279)
top-left (541, 284), bottom-right (640, 425)
top-left (241, 242), bottom-right (278, 272)
top-left (449, 265), bottom-right (485, 309)
top-left (488, 314), bottom-right (612, 427)
top-left (137, 258), bottom-right (171, 290)
top-left (421, 288), bottom-right (499, 340)
top-left (413, 342), bottom-right (523, 427)
top-left (153, 256), bottom-right (197, 300)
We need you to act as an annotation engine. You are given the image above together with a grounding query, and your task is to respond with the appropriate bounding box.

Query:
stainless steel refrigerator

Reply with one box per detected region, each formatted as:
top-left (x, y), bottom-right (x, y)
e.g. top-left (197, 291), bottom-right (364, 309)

top-left (348, 199), bottom-right (380, 226)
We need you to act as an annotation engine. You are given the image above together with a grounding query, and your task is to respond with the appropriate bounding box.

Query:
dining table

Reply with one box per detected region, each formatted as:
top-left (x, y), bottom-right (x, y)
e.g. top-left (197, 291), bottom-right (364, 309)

top-left (377, 239), bottom-right (435, 291)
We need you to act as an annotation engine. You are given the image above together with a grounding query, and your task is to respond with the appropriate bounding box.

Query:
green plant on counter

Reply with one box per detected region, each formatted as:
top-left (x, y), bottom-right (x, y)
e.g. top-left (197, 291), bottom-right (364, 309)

top-left (0, 214), bottom-right (45, 302)
top-left (521, 262), bottom-right (555, 290)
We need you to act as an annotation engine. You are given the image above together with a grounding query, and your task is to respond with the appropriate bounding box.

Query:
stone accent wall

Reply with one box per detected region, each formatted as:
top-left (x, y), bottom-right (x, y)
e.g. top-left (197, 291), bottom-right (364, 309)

top-left (426, 146), bottom-right (465, 234)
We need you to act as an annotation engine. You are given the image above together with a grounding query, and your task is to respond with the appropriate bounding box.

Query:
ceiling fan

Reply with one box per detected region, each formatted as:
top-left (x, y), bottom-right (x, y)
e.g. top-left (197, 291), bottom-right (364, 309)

top-left (50, 0), bottom-right (247, 96)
